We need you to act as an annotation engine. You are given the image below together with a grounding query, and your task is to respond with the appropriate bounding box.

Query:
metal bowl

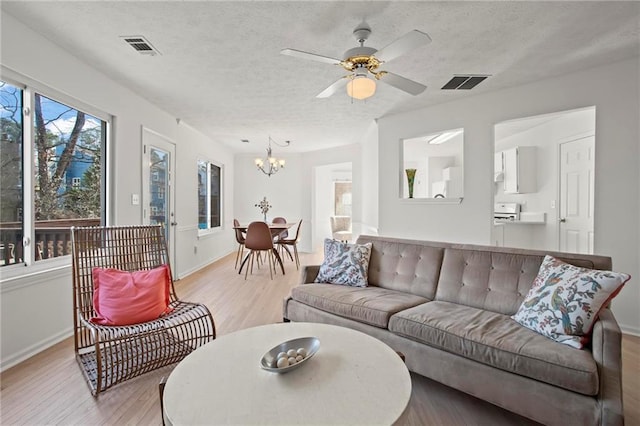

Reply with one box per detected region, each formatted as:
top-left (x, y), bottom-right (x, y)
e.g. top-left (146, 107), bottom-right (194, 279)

top-left (260, 337), bottom-right (320, 373)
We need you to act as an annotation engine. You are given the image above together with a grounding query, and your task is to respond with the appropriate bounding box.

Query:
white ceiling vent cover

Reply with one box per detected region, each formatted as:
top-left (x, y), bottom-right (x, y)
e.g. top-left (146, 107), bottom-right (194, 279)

top-left (121, 36), bottom-right (161, 56)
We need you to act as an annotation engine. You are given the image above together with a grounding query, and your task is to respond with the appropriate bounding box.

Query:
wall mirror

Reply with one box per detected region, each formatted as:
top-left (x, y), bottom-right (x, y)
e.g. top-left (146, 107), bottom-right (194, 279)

top-left (401, 128), bottom-right (464, 201)
top-left (493, 106), bottom-right (595, 253)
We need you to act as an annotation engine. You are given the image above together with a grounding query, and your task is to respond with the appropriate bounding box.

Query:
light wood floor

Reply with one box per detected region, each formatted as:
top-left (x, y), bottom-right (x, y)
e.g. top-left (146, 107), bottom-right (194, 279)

top-left (1, 251), bottom-right (638, 425)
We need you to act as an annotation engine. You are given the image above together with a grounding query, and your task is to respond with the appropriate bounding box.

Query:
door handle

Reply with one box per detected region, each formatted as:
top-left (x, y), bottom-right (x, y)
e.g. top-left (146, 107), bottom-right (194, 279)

top-left (170, 222), bottom-right (178, 226)
top-left (559, 218), bottom-right (566, 223)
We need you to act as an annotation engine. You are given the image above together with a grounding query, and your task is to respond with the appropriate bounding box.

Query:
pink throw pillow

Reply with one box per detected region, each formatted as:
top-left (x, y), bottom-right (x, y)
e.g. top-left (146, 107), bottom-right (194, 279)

top-left (91, 264), bottom-right (172, 326)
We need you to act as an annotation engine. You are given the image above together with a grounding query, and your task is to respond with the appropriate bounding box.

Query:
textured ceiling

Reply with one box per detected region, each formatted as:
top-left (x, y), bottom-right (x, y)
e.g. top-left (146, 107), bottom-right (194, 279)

top-left (2, 1), bottom-right (639, 153)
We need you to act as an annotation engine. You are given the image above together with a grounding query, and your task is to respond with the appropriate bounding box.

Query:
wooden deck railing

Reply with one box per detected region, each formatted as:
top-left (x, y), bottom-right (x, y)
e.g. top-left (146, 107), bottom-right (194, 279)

top-left (0, 218), bottom-right (101, 265)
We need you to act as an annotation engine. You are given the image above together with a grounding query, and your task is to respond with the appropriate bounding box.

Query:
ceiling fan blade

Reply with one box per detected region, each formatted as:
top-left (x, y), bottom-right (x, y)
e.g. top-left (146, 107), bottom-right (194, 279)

top-left (379, 72), bottom-right (426, 96)
top-left (316, 77), bottom-right (349, 98)
top-left (374, 30), bottom-right (432, 63)
top-left (280, 48), bottom-right (341, 65)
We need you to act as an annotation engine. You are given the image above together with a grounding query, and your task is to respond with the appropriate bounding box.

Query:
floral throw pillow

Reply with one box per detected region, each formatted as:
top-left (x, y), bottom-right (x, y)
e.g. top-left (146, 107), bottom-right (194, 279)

top-left (512, 255), bottom-right (630, 349)
top-left (314, 239), bottom-right (373, 287)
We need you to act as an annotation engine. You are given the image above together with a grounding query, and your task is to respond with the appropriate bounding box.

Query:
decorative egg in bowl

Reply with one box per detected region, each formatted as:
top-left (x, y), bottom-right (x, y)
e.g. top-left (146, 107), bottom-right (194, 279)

top-left (260, 337), bottom-right (320, 373)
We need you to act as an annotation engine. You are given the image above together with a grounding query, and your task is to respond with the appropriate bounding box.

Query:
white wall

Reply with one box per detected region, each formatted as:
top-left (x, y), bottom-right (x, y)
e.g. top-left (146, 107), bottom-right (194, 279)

top-left (379, 106), bottom-right (490, 244)
top-left (377, 58), bottom-right (640, 335)
top-left (359, 121), bottom-right (379, 236)
top-left (314, 165), bottom-right (333, 250)
top-left (233, 151), bottom-right (306, 247)
top-left (174, 123), bottom-right (236, 278)
top-left (0, 13), bottom-right (235, 370)
top-left (233, 143), bottom-right (362, 254)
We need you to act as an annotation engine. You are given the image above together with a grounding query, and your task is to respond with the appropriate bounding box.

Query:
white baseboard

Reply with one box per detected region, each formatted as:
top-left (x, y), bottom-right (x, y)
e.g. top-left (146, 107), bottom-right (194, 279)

top-left (177, 251), bottom-right (231, 280)
top-left (0, 327), bottom-right (73, 372)
top-left (620, 323), bottom-right (640, 337)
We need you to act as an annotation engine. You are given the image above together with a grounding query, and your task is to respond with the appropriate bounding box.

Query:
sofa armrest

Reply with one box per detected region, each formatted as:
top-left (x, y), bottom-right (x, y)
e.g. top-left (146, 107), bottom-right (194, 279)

top-left (591, 308), bottom-right (624, 426)
top-left (300, 265), bottom-right (320, 284)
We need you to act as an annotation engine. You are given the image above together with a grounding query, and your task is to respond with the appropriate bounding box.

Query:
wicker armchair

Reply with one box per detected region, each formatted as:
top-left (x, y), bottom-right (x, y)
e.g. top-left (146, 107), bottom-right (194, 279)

top-left (70, 225), bottom-right (216, 396)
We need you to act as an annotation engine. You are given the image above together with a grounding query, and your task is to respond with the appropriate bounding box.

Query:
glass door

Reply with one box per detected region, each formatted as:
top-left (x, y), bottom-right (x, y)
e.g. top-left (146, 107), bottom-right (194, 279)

top-left (142, 128), bottom-right (176, 265)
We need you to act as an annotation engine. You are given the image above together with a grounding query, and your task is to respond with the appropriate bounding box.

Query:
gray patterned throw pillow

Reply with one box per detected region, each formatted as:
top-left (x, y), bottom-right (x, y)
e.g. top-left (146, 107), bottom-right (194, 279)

top-left (511, 255), bottom-right (629, 349)
top-left (314, 239), bottom-right (372, 287)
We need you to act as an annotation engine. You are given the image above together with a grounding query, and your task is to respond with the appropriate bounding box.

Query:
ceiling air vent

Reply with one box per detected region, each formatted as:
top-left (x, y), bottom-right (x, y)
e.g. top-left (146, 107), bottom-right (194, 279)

top-left (121, 36), bottom-right (161, 56)
top-left (442, 75), bottom-right (490, 90)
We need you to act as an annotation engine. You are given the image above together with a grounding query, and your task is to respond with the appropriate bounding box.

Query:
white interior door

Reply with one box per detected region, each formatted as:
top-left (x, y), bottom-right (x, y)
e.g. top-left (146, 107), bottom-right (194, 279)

top-left (142, 128), bottom-right (176, 266)
top-left (559, 135), bottom-right (595, 253)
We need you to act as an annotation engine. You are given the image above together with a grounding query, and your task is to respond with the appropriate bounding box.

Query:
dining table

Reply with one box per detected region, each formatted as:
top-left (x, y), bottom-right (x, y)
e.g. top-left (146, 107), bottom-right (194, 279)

top-left (233, 222), bottom-right (295, 275)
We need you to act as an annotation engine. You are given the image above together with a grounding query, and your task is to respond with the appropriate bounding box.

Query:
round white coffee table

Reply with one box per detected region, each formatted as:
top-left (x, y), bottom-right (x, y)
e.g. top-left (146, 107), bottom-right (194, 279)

top-left (163, 322), bottom-right (411, 425)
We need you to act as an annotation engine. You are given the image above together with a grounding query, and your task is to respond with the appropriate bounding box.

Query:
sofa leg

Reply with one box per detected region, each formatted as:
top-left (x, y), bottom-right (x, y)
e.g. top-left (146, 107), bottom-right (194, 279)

top-left (283, 317), bottom-right (290, 323)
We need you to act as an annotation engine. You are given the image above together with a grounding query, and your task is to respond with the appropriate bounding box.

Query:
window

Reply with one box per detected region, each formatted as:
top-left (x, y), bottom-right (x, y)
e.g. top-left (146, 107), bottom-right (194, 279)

top-left (0, 79), bottom-right (108, 267)
top-left (198, 159), bottom-right (222, 231)
top-left (0, 82), bottom-right (23, 266)
top-left (334, 181), bottom-right (352, 216)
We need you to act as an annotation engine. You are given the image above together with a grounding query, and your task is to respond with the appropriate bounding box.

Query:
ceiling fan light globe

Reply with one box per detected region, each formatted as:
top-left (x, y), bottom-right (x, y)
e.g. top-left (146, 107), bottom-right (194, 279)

top-left (347, 76), bottom-right (376, 100)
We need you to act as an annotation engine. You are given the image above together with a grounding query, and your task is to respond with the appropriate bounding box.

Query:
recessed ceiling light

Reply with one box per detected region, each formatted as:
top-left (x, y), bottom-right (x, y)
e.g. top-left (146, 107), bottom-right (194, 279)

top-left (428, 129), bottom-right (463, 145)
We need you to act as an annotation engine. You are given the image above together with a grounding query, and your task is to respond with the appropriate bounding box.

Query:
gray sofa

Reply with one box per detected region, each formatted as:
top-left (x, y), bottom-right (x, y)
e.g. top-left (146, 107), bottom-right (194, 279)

top-left (283, 235), bottom-right (624, 426)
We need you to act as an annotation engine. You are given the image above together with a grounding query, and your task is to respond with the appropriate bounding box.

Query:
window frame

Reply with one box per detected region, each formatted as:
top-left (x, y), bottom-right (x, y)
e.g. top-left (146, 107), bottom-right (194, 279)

top-left (0, 67), bottom-right (112, 279)
top-left (197, 158), bottom-right (224, 237)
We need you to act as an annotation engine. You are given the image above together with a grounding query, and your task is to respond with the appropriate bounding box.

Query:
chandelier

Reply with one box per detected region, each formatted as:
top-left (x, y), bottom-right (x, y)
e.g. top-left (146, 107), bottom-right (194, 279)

top-left (254, 137), bottom-right (290, 177)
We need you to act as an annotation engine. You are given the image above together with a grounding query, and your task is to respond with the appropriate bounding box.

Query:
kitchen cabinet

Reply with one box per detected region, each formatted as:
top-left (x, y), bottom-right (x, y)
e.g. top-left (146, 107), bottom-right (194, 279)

top-left (503, 146), bottom-right (536, 194)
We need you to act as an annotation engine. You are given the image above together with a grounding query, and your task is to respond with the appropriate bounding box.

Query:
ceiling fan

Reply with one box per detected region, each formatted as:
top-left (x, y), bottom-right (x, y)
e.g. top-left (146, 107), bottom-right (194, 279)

top-left (281, 23), bottom-right (432, 100)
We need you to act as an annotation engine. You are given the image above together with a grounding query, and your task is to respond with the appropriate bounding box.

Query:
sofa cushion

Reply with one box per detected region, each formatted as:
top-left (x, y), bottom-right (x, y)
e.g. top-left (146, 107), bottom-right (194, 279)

top-left (388, 301), bottom-right (598, 395)
top-left (291, 284), bottom-right (429, 328)
top-left (356, 235), bottom-right (446, 299)
top-left (435, 247), bottom-right (613, 316)
top-left (512, 255), bottom-right (629, 349)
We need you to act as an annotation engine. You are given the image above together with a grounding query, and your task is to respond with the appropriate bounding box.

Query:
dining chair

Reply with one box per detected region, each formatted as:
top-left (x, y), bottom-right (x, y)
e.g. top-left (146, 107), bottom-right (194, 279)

top-left (233, 218), bottom-right (246, 269)
top-left (271, 216), bottom-right (293, 262)
top-left (272, 216), bottom-right (288, 239)
top-left (243, 221), bottom-right (277, 280)
top-left (330, 215), bottom-right (352, 243)
top-left (276, 220), bottom-right (303, 270)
